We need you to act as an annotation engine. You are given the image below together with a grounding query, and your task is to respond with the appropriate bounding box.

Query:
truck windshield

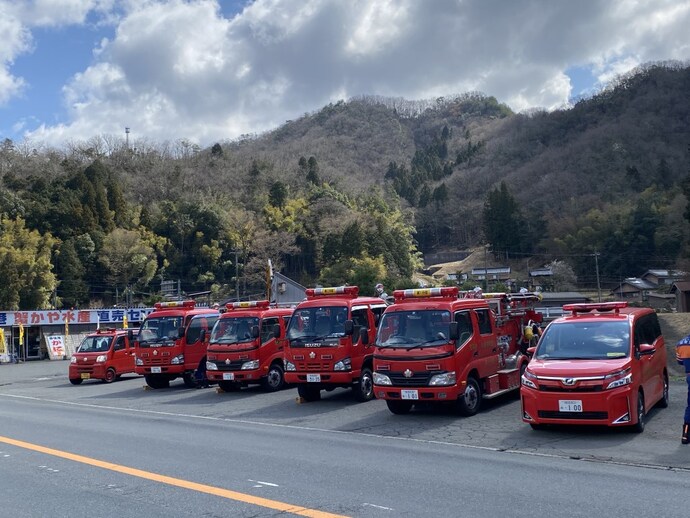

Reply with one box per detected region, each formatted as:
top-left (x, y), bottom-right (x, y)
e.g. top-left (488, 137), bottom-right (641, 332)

top-left (78, 336), bottom-right (112, 353)
top-left (535, 320), bottom-right (631, 360)
top-left (377, 310), bottom-right (451, 348)
top-left (286, 306), bottom-right (348, 341)
top-left (138, 316), bottom-right (182, 347)
top-left (210, 317), bottom-right (259, 344)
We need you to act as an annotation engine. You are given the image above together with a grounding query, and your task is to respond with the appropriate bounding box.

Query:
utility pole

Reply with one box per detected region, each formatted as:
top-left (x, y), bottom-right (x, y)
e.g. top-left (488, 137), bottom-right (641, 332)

top-left (594, 251), bottom-right (602, 302)
top-left (233, 250), bottom-right (240, 301)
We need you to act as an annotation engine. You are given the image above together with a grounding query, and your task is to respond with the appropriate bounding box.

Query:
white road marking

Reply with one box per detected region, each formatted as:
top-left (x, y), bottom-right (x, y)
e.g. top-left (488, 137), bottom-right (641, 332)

top-left (249, 479), bottom-right (279, 487)
top-left (363, 503), bottom-right (394, 511)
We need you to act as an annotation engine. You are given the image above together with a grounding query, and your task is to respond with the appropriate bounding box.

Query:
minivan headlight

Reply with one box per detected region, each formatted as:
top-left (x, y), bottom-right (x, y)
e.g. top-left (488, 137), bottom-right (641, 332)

top-left (606, 372), bottom-right (632, 390)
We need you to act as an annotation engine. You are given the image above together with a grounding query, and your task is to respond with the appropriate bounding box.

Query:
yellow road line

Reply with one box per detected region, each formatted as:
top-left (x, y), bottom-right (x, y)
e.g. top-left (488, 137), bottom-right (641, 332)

top-left (0, 435), bottom-right (349, 518)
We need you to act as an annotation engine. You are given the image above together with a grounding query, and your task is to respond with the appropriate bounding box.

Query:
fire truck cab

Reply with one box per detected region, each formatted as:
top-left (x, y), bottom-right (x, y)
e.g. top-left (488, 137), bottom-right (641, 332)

top-left (133, 300), bottom-right (219, 389)
top-left (205, 300), bottom-right (293, 392)
top-left (373, 287), bottom-right (543, 415)
top-left (69, 328), bottom-right (134, 384)
top-left (283, 286), bottom-right (387, 402)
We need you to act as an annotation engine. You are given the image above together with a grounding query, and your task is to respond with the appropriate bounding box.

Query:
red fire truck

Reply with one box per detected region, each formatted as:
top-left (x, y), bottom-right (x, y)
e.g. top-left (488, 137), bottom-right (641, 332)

top-left (69, 328), bottom-right (135, 384)
top-left (133, 300), bottom-right (219, 389)
top-left (205, 300), bottom-right (293, 392)
top-left (372, 287), bottom-right (543, 415)
top-left (283, 286), bottom-right (388, 402)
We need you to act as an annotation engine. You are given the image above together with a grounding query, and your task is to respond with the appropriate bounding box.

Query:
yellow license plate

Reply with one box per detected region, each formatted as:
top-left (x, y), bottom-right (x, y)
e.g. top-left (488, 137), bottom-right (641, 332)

top-left (80, 373), bottom-right (91, 379)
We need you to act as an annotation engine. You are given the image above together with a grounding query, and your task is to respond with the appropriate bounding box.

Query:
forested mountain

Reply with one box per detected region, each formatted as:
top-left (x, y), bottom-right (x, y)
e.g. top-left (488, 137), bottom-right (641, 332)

top-left (1, 62), bottom-right (689, 310)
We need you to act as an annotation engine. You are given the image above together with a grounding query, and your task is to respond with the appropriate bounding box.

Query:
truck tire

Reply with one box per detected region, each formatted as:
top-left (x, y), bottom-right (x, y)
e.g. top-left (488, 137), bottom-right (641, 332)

top-left (182, 371), bottom-right (198, 388)
top-left (297, 384), bottom-right (321, 402)
top-left (386, 400), bottom-right (413, 415)
top-left (69, 378), bottom-right (83, 385)
top-left (354, 367), bottom-right (374, 402)
top-left (457, 375), bottom-right (482, 416)
top-left (144, 374), bottom-right (170, 389)
top-left (103, 368), bottom-right (116, 383)
top-left (262, 363), bottom-right (285, 392)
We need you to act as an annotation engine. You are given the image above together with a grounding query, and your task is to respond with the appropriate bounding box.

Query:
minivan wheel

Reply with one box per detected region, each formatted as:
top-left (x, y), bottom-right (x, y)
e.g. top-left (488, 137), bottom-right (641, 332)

top-left (656, 373), bottom-right (669, 408)
top-left (632, 391), bottom-right (645, 433)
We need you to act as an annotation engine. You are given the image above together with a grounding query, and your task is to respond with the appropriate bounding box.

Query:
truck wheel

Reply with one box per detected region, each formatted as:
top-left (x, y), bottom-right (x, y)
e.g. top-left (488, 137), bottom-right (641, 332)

top-left (69, 378), bottom-right (83, 385)
top-left (354, 367), bottom-right (374, 402)
top-left (218, 381), bottom-right (240, 392)
top-left (297, 384), bottom-right (321, 402)
top-left (103, 368), bottom-right (116, 383)
top-left (182, 372), bottom-right (198, 388)
top-left (457, 375), bottom-right (482, 416)
top-left (631, 391), bottom-right (645, 433)
top-left (262, 363), bottom-right (285, 392)
top-left (386, 400), bottom-right (413, 415)
top-left (144, 374), bottom-right (170, 389)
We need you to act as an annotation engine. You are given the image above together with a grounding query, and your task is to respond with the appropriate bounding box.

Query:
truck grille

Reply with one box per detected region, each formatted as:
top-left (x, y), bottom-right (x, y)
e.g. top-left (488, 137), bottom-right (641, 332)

top-left (386, 371), bottom-right (441, 387)
top-left (296, 362), bottom-right (331, 371)
top-left (214, 360), bottom-right (245, 371)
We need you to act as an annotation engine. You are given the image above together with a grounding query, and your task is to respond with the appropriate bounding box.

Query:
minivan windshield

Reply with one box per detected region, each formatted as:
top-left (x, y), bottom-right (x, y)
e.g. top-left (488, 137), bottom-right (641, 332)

top-left (535, 320), bottom-right (631, 360)
top-left (377, 310), bottom-right (451, 348)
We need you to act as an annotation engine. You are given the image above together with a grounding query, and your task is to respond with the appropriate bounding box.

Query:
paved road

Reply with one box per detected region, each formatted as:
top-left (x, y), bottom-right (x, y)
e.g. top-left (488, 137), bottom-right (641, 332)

top-left (1, 362), bottom-right (690, 517)
top-left (2, 359), bottom-right (690, 471)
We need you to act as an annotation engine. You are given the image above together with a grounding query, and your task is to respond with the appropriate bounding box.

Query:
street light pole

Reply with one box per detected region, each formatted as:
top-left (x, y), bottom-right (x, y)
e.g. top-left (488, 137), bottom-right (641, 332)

top-left (594, 251), bottom-right (602, 302)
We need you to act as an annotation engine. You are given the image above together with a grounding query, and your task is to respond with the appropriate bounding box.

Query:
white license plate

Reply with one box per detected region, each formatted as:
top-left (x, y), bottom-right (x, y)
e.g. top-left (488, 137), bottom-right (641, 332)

top-left (307, 374), bottom-right (321, 383)
top-left (223, 372), bottom-right (235, 380)
top-left (401, 389), bottom-right (419, 400)
top-left (559, 399), bottom-right (583, 412)
top-left (150, 366), bottom-right (162, 374)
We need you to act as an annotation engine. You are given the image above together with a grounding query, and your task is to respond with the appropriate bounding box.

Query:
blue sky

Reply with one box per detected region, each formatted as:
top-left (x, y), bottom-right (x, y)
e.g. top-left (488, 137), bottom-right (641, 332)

top-left (1, 0), bottom-right (688, 149)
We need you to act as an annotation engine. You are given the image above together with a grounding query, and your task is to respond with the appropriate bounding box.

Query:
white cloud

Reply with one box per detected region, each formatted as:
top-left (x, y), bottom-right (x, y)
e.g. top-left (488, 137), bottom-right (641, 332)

top-left (8, 0), bottom-right (690, 147)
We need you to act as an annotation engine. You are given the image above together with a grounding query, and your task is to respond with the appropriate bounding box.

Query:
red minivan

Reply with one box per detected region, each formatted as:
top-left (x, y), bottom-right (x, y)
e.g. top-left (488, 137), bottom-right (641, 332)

top-left (521, 302), bottom-right (668, 432)
top-left (69, 328), bottom-right (135, 384)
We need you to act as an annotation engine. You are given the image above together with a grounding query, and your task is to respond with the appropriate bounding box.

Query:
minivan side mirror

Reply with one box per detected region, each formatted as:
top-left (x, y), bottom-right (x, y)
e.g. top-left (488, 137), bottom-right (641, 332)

top-left (127, 329), bottom-right (134, 341)
top-left (637, 343), bottom-right (655, 358)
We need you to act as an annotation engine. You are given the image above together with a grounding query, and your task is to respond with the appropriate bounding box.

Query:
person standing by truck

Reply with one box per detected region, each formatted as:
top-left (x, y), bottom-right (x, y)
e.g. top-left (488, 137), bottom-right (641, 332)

top-left (676, 333), bottom-right (690, 444)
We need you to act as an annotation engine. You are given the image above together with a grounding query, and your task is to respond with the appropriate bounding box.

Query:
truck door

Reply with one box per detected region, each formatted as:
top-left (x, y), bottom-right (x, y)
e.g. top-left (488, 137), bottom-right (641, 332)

top-left (473, 307), bottom-right (496, 376)
top-left (112, 335), bottom-right (128, 373)
top-left (260, 316), bottom-right (280, 364)
top-left (350, 307), bottom-right (370, 371)
top-left (185, 315), bottom-right (219, 369)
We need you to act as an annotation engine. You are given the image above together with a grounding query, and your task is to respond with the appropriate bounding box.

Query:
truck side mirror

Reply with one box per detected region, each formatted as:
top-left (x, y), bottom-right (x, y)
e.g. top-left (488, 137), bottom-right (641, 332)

top-left (199, 329), bottom-right (206, 343)
top-left (127, 329), bottom-right (134, 341)
top-left (343, 320), bottom-right (354, 336)
top-left (251, 325), bottom-right (260, 339)
top-left (272, 323), bottom-right (281, 339)
top-left (449, 322), bottom-right (459, 341)
top-left (359, 327), bottom-right (369, 345)
top-left (178, 326), bottom-right (185, 339)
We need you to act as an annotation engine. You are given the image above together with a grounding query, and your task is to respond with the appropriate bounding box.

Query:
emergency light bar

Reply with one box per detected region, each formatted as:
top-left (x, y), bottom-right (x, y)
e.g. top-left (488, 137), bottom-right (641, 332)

top-left (95, 328), bottom-right (117, 334)
top-left (563, 301), bottom-right (628, 314)
top-left (228, 300), bottom-right (271, 310)
top-left (394, 287), bottom-right (459, 300)
top-left (305, 286), bottom-right (359, 297)
top-left (154, 300), bottom-right (196, 310)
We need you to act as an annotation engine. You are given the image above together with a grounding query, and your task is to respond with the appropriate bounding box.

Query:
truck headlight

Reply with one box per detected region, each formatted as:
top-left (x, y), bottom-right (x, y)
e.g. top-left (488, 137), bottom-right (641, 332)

top-left (374, 372), bottom-right (392, 385)
top-left (606, 372), bottom-right (632, 390)
top-left (241, 360), bottom-right (260, 370)
top-left (333, 357), bottom-right (352, 371)
top-left (135, 357), bottom-right (143, 366)
top-left (96, 355), bottom-right (107, 363)
top-left (206, 361), bottom-right (218, 371)
top-left (285, 360), bottom-right (296, 371)
top-left (171, 354), bottom-right (184, 365)
top-left (70, 357), bottom-right (77, 364)
top-left (429, 371), bottom-right (456, 386)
